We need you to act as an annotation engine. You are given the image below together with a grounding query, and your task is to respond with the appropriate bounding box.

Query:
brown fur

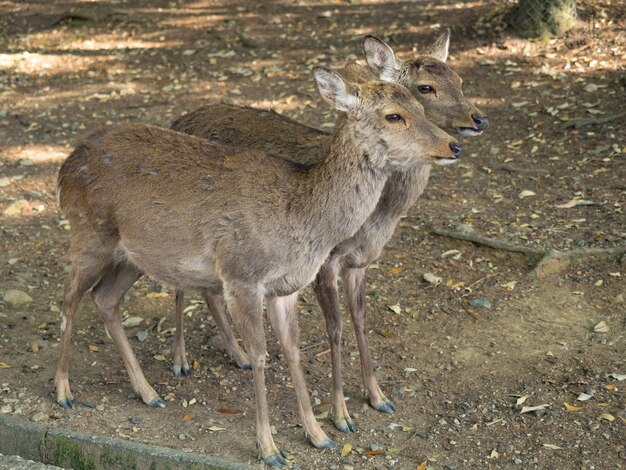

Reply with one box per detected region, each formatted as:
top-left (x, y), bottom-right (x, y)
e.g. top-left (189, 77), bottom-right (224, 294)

top-left (55, 68), bottom-right (458, 465)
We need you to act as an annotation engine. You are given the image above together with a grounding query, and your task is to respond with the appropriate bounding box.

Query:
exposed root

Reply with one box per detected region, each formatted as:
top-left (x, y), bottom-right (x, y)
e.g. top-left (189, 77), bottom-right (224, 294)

top-left (431, 226), bottom-right (626, 278)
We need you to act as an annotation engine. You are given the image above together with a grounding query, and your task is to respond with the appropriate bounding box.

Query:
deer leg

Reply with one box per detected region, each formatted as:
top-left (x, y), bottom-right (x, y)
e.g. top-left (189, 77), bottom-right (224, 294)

top-left (223, 283), bottom-right (284, 467)
top-left (268, 293), bottom-right (335, 449)
top-left (201, 290), bottom-right (251, 370)
top-left (342, 266), bottom-right (396, 413)
top-left (55, 260), bottom-right (110, 409)
top-left (172, 290), bottom-right (191, 377)
top-left (91, 263), bottom-right (165, 408)
top-left (313, 262), bottom-right (356, 433)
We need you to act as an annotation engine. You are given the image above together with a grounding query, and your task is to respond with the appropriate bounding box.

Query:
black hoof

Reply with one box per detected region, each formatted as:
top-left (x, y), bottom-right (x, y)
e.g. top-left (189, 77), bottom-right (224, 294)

top-left (336, 419), bottom-right (357, 433)
top-left (263, 452), bottom-right (287, 467)
top-left (148, 397), bottom-right (166, 408)
top-left (315, 438), bottom-right (336, 449)
top-left (58, 397), bottom-right (75, 409)
top-left (240, 362), bottom-right (253, 371)
top-left (373, 400), bottom-right (396, 414)
top-left (180, 367), bottom-right (192, 377)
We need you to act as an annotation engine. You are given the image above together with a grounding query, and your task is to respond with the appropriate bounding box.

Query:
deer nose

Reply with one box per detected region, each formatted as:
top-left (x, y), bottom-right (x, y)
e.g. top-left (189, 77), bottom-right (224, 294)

top-left (449, 142), bottom-right (463, 158)
top-left (471, 114), bottom-right (489, 131)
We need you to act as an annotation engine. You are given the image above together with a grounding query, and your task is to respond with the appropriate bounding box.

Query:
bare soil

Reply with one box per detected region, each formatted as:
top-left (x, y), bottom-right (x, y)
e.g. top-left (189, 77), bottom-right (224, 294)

top-left (1, 1), bottom-right (625, 469)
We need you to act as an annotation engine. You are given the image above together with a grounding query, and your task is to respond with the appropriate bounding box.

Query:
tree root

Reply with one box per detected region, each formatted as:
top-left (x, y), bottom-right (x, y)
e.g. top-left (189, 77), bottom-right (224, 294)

top-left (431, 226), bottom-right (626, 278)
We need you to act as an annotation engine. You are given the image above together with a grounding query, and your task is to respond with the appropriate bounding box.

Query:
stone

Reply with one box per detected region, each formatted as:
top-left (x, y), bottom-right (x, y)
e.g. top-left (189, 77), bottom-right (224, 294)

top-left (3, 289), bottom-right (33, 306)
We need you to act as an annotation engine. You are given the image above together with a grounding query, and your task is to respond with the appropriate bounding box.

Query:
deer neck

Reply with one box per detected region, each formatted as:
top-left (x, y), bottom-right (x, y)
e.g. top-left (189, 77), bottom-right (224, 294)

top-left (296, 118), bottom-right (389, 245)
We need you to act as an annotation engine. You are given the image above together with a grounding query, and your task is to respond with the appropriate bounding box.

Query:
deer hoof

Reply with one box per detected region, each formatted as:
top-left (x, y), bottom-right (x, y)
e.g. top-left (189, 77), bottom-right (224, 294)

top-left (335, 418), bottom-right (357, 433)
top-left (180, 366), bottom-right (192, 377)
top-left (372, 399), bottom-right (396, 414)
top-left (148, 397), bottom-right (166, 408)
top-left (315, 438), bottom-right (336, 449)
top-left (58, 397), bottom-right (75, 409)
top-left (240, 362), bottom-right (252, 370)
top-left (172, 365), bottom-right (191, 377)
top-left (263, 452), bottom-right (287, 467)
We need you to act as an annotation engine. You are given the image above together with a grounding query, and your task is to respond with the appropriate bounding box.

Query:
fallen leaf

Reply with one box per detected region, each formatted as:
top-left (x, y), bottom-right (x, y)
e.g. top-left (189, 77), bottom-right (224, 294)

top-left (605, 384), bottom-right (617, 391)
top-left (423, 272), bottom-right (442, 285)
top-left (543, 444), bottom-right (562, 450)
top-left (207, 426), bottom-right (226, 431)
top-left (609, 373), bottom-right (626, 381)
top-left (564, 402), bottom-right (583, 411)
top-left (388, 267), bottom-right (404, 274)
top-left (404, 367), bottom-right (418, 373)
top-left (0, 362), bottom-right (11, 369)
top-left (516, 395), bottom-right (529, 406)
top-left (193, 360), bottom-right (200, 371)
top-left (416, 461), bottom-right (428, 470)
top-left (153, 354), bottom-right (166, 361)
top-left (577, 392), bottom-right (593, 401)
top-left (518, 190), bottom-right (536, 199)
top-left (182, 414), bottom-right (192, 422)
top-left (388, 304), bottom-right (402, 314)
top-left (341, 443), bottom-right (352, 457)
top-left (216, 408), bottom-right (242, 414)
top-left (520, 404), bottom-right (549, 414)
top-left (500, 281), bottom-right (517, 291)
top-left (88, 345), bottom-right (99, 352)
top-left (37, 322), bottom-right (47, 329)
top-left (31, 343), bottom-right (39, 353)
top-left (363, 450), bottom-right (384, 457)
top-left (555, 198), bottom-right (595, 208)
top-left (122, 316), bottom-right (144, 328)
top-left (441, 249), bottom-right (461, 259)
top-left (599, 413), bottom-right (615, 422)
top-left (593, 321), bottom-right (608, 333)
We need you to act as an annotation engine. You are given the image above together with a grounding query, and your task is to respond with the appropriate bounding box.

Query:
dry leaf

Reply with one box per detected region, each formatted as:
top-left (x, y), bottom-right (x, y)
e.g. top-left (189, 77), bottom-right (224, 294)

top-left (216, 408), bottom-right (242, 414)
top-left (516, 395), bottom-right (529, 406)
top-left (593, 321), bottom-right (608, 333)
top-left (388, 267), bottom-right (404, 274)
top-left (423, 272), bottom-right (442, 285)
top-left (543, 444), bottom-right (562, 450)
top-left (122, 316), bottom-right (144, 328)
top-left (363, 450), bottom-right (384, 457)
top-left (88, 344), bottom-right (99, 352)
top-left (341, 443), bottom-right (352, 457)
top-left (520, 404), bottom-right (549, 414)
top-left (193, 360), bottom-right (200, 370)
top-left (146, 292), bottom-right (169, 298)
top-left (577, 392), bottom-right (593, 401)
top-left (37, 322), bottom-right (47, 329)
top-left (518, 190), bottom-right (536, 199)
top-left (609, 373), bottom-right (626, 381)
top-left (417, 461), bottom-right (428, 470)
top-left (153, 354), bottom-right (166, 361)
top-left (182, 414), bottom-right (192, 422)
top-left (599, 413), bottom-right (615, 422)
top-left (555, 198), bottom-right (594, 208)
top-left (388, 304), bottom-right (402, 314)
top-left (208, 426), bottom-right (226, 431)
top-left (564, 402), bottom-right (583, 411)
top-left (0, 362), bottom-right (11, 369)
top-left (31, 343), bottom-right (39, 353)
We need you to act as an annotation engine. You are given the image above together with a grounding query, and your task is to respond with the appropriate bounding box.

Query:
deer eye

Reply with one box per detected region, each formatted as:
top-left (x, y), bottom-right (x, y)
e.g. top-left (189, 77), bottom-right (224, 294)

top-left (385, 114), bottom-right (404, 123)
top-left (418, 85), bottom-right (434, 94)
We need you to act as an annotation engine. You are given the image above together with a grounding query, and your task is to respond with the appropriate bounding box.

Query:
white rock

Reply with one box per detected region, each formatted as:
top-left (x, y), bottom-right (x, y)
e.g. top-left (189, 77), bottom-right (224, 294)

top-left (3, 289), bottom-right (33, 306)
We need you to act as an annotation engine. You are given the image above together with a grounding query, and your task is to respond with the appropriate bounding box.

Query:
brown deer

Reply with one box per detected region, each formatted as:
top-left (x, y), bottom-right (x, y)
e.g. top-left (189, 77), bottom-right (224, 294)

top-left (55, 67), bottom-right (460, 466)
top-left (169, 31), bottom-right (488, 433)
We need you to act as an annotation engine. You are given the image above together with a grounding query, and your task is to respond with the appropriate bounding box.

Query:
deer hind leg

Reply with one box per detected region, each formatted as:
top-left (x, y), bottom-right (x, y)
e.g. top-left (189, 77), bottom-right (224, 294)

top-left (55, 258), bottom-right (111, 409)
top-left (313, 262), bottom-right (356, 433)
top-left (268, 293), bottom-right (335, 450)
top-left (172, 290), bottom-right (191, 377)
top-left (342, 266), bottom-right (396, 413)
top-left (202, 290), bottom-right (251, 370)
top-left (223, 283), bottom-right (285, 467)
top-left (91, 262), bottom-right (165, 408)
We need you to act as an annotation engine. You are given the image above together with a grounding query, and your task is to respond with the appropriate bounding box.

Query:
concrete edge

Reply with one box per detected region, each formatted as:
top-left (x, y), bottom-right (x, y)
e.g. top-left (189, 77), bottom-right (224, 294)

top-left (0, 414), bottom-right (251, 470)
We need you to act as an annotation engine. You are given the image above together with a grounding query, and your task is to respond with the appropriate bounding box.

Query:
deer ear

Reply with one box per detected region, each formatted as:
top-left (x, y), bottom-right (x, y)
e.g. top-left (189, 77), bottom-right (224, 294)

top-left (363, 35), bottom-right (401, 82)
top-left (313, 67), bottom-right (359, 115)
top-left (427, 28), bottom-right (451, 62)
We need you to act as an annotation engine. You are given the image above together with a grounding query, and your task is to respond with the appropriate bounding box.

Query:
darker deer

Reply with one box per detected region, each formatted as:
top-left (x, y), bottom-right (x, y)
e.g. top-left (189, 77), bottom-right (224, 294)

top-left (170, 31), bottom-right (488, 433)
top-left (55, 67), bottom-right (460, 466)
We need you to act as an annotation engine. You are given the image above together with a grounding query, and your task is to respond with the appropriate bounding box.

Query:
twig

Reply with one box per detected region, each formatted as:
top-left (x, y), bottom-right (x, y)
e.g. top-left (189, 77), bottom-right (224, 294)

top-left (491, 163), bottom-right (549, 174)
top-left (314, 349), bottom-right (331, 359)
top-left (431, 227), bottom-right (546, 256)
top-left (300, 341), bottom-right (326, 353)
top-left (564, 111), bottom-right (626, 129)
top-left (467, 273), bottom-right (498, 289)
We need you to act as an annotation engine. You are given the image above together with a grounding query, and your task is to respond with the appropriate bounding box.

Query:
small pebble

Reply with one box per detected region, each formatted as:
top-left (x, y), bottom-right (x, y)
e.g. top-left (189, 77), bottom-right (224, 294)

top-left (129, 416), bottom-right (142, 426)
top-left (178, 433), bottom-right (186, 440)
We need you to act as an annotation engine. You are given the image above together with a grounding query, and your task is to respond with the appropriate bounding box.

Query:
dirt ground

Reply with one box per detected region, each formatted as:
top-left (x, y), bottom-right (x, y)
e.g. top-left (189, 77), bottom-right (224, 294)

top-left (1, 0), bottom-right (625, 468)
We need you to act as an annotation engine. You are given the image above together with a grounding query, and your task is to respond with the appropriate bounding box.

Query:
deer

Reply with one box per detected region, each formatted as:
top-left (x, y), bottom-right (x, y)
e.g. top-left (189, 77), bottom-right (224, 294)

top-left (55, 66), bottom-right (461, 466)
top-left (168, 30), bottom-right (489, 433)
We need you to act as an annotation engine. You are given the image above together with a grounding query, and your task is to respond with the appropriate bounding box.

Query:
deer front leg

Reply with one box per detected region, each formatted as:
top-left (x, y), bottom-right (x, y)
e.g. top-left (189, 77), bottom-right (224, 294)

top-left (313, 262), bottom-right (356, 433)
top-left (223, 283), bottom-right (284, 467)
top-left (91, 263), bottom-right (165, 408)
top-left (201, 290), bottom-right (251, 370)
top-left (342, 266), bottom-right (396, 413)
top-left (172, 290), bottom-right (191, 377)
top-left (268, 293), bottom-right (335, 449)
